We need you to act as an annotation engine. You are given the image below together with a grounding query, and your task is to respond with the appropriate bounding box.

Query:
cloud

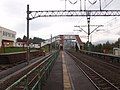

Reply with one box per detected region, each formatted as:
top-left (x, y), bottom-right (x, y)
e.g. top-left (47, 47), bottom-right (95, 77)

top-left (103, 0), bottom-right (120, 10)
top-left (92, 32), bottom-right (119, 44)
top-left (0, 0), bottom-right (120, 43)
top-left (26, 0), bottom-right (65, 10)
top-left (93, 39), bottom-right (116, 45)
top-left (0, 0), bottom-right (26, 34)
top-left (86, 0), bottom-right (120, 10)
top-left (30, 20), bottom-right (52, 31)
top-left (15, 22), bottom-right (26, 34)
top-left (0, 0), bottom-right (26, 17)
top-left (116, 31), bottom-right (120, 35)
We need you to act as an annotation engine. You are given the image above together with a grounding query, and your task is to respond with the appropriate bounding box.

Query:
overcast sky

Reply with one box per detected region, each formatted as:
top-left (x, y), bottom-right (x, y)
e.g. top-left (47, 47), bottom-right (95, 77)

top-left (0, 0), bottom-right (120, 44)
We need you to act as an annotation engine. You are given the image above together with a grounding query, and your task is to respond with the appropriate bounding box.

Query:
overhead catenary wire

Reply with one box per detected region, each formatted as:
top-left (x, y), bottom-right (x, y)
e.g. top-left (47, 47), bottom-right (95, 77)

top-left (103, 0), bottom-right (114, 9)
top-left (75, 0), bottom-right (116, 43)
top-left (73, 0), bottom-right (115, 30)
top-left (89, 0), bottom-right (115, 26)
top-left (68, 0), bottom-right (78, 5)
top-left (106, 24), bottom-right (120, 31)
top-left (90, 0), bottom-right (114, 20)
top-left (76, 0), bottom-right (115, 25)
top-left (88, 0), bottom-right (97, 5)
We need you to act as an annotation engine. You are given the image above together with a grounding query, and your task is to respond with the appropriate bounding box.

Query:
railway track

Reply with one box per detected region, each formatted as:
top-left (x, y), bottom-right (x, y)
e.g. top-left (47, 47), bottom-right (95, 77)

top-left (66, 50), bottom-right (120, 90)
top-left (1, 51), bottom-right (59, 90)
top-left (0, 53), bottom-right (53, 90)
top-left (0, 54), bottom-right (48, 80)
top-left (77, 51), bottom-right (120, 75)
top-left (0, 61), bottom-right (24, 72)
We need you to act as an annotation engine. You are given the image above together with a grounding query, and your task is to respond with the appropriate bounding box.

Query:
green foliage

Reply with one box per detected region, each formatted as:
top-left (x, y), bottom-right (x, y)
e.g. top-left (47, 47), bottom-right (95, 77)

top-left (85, 38), bottom-right (120, 54)
top-left (1, 47), bottom-right (38, 53)
top-left (23, 35), bottom-right (27, 41)
top-left (16, 37), bottom-right (22, 41)
top-left (92, 41), bottom-right (114, 53)
top-left (16, 35), bottom-right (45, 44)
top-left (32, 37), bottom-right (45, 44)
top-left (4, 47), bottom-right (27, 53)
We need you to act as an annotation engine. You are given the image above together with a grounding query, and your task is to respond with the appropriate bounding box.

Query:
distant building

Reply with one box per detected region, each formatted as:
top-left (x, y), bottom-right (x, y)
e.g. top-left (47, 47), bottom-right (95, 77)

top-left (15, 40), bottom-right (27, 47)
top-left (15, 40), bottom-right (35, 48)
top-left (0, 26), bottom-right (16, 47)
top-left (113, 48), bottom-right (120, 56)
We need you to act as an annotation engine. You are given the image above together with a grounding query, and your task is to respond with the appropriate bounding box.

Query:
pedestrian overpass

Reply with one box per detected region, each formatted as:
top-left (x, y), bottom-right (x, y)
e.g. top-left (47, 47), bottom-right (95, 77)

top-left (41, 34), bottom-right (84, 50)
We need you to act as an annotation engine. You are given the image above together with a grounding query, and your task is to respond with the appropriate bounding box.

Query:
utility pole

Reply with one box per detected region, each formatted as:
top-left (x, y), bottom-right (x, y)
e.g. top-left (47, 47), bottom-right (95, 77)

top-left (79, 0), bottom-right (82, 10)
top-left (51, 34), bottom-right (52, 53)
top-left (27, 5), bottom-right (30, 64)
top-left (65, 0), bottom-right (67, 10)
top-left (74, 24), bottom-right (103, 51)
top-left (87, 16), bottom-right (90, 50)
top-left (99, 0), bottom-right (102, 10)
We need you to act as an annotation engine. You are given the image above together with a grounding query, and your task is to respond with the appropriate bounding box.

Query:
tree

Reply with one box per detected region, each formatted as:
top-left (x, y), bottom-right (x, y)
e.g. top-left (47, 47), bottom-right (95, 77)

top-left (32, 37), bottom-right (45, 44)
top-left (16, 37), bottom-right (22, 41)
top-left (115, 38), bottom-right (120, 48)
top-left (23, 35), bottom-right (27, 41)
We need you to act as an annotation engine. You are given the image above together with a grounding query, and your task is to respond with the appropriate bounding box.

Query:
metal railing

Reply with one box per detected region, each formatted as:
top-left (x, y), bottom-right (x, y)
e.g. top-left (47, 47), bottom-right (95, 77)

top-left (80, 50), bottom-right (120, 62)
top-left (6, 50), bottom-right (59, 90)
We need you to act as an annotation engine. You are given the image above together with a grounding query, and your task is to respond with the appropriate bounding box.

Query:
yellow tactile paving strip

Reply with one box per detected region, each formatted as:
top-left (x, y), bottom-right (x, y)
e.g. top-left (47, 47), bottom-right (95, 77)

top-left (61, 51), bottom-right (72, 90)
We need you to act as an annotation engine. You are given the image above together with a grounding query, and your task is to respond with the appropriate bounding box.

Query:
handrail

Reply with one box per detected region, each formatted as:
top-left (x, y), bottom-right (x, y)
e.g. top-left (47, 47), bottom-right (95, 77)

top-left (80, 50), bottom-right (120, 62)
top-left (6, 50), bottom-right (59, 90)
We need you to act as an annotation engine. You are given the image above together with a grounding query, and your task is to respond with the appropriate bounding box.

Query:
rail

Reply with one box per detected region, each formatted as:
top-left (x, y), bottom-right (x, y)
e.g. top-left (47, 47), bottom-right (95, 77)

top-left (67, 51), bottom-right (120, 90)
top-left (6, 50), bottom-right (59, 90)
top-left (80, 50), bottom-right (120, 62)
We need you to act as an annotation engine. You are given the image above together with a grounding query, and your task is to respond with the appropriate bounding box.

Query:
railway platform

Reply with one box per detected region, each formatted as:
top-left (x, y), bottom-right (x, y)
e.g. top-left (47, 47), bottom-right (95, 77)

top-left (42, 51), bottom-right (97, 90)
top-left (1, 50), bottom-right (120, 90)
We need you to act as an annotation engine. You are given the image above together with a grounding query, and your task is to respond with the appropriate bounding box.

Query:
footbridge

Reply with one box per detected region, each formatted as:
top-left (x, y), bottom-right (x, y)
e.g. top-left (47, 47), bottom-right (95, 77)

top-left (41, 34), bottom-right (84, 50)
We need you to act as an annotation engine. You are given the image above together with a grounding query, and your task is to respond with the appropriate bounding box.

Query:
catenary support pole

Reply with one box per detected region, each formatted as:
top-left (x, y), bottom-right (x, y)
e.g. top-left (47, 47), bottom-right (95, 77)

top-left (87, 16), bottom-right (90, 51)
top-left (27, 5), bottom-right (30, 64)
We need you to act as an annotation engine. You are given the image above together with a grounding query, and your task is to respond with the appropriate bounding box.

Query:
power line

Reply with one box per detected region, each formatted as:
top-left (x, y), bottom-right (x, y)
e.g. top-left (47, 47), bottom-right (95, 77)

top-left (68, 0), bottom-right (78, 5)
top-left (103, 0), bottom-right (114, 9)
top-left (88, 0), bottom-right (97, 5)
top-left (76, 0), bottom-right (115, 34)
top-left (106, 25), bottom-right (120, 31)
top-left (89, 0), bottom-right (115, 27)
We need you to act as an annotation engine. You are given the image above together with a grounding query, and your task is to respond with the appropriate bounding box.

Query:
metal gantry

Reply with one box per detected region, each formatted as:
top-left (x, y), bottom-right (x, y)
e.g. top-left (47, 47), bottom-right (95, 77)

top-left (26, 4), bottom-right (120, 63)
top-left (74, 24), bottom-right (103, 50)
top-left (28, 10), bottom-right (120, 20)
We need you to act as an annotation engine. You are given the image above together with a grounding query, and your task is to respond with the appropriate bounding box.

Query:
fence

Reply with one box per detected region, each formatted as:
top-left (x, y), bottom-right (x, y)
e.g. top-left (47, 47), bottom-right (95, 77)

top-left (6, 50), bottom-right (59, 90)
top-left (80, 50), bottom-right (120, 62)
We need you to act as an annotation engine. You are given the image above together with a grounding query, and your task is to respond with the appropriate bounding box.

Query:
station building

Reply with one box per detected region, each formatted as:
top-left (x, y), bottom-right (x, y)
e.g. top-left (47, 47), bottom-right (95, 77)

top-left (0, 26), bottom-right (16, 47)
